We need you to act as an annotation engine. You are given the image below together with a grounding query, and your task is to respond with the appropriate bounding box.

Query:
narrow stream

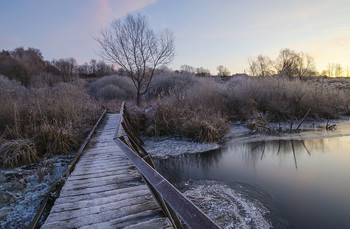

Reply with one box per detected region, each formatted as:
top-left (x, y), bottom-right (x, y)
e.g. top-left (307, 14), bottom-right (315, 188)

top-left (150, 135), bottom-right (350, 228)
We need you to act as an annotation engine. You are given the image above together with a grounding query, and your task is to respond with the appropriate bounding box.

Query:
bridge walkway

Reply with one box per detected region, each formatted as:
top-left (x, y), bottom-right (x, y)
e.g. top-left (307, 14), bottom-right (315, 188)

top-left (41, 113), bottom-right (172, 229)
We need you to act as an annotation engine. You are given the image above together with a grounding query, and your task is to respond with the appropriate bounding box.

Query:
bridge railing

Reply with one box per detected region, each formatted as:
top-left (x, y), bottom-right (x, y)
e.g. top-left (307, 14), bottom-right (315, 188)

top-left (114, 102), bottom-right (219, 229)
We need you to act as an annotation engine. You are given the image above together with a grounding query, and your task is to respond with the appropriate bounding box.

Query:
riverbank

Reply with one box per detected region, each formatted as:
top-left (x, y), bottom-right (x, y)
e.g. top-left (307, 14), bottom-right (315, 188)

top-left (143, 117), bottom-right (349, 159)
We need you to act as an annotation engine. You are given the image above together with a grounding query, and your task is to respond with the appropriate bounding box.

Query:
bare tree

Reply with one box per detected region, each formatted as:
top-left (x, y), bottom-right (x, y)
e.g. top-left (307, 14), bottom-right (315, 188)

top-left (334, 63), bottom-right (343, 77)
top-left (52, 58), bottom-right (77, 82)
top-left (180, 64), bottom-right (196, 74)
top-left (275, 48), bottom-right (315, 79)
top-left (195, 67), bottom-right (211, 76)
top-left (248, 55), bottom-right (274, 76)
top-left (325, 63), bottom-right (344, 77)
top-left (0, 47), bottom-right (45, 86)
top-left (217, 65), bottom-right (230, 77)
top-left (275, 48), bottom-right (300, 78)
top-left (96, 14), bottom-right (175, 105)
top-left (295, 52), bottom-right (316, 78)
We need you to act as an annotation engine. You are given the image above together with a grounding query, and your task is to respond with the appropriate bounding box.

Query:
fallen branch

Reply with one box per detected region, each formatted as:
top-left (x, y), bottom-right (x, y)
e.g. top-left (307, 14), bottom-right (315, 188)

top-left (326, 120), bottom-right (336, 131)
top-left (296, 108), bottom-right (311, 131)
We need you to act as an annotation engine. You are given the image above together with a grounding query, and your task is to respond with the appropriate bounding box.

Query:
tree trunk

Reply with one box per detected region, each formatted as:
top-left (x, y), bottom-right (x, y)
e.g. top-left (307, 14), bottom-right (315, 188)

top-left (136, 89), bottom-right (141, 106)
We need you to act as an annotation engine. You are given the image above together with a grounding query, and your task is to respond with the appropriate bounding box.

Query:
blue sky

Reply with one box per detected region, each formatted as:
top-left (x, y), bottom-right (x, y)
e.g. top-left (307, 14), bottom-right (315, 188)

top-left (1, 0), bottom-right (350, 73)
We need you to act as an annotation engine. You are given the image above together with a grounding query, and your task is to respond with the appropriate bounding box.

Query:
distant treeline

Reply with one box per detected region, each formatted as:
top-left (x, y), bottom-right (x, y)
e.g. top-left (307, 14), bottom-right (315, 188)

top-left (0, 47), bottom-right (117, 86)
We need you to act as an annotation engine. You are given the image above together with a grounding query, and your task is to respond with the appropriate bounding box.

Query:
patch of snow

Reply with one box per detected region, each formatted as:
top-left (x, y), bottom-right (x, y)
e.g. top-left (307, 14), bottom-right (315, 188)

top-left (142, 135), bottom-right (220, 159)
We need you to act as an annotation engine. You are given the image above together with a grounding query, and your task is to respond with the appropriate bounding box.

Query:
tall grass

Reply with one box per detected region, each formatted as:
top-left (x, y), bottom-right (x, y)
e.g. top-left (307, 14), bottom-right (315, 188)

top-left (222, 76), bottom-right (350, 121)
top-left (0, 75), bottom-right (101, 167)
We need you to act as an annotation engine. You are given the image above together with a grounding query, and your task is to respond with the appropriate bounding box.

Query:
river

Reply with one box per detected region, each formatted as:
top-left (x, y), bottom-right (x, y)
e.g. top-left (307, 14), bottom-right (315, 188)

top-left (144, 122), bottom-right (350, 228)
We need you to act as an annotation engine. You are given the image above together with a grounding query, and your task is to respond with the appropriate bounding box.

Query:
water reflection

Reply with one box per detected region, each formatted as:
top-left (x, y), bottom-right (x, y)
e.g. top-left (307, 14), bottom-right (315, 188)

top-left (155, 148), bottom-right (223, 183)
top-left (155, 139), bottom-right (327, 182)
top-left (155, 136), bottom-right (350, 229)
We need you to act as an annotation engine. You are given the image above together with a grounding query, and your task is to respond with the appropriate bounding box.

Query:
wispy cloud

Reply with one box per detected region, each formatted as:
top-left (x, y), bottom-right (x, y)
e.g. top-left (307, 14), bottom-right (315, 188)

top-left (45, 0), bottom-right (157, 62)
top-left (90, 0), bottom-right (157, 29)
top-left (0, 35), bottom-right (22, 47)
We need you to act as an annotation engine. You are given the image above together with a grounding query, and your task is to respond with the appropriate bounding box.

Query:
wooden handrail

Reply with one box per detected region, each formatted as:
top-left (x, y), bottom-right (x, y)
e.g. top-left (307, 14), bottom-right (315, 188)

top-left (115, 103), bottom-right (219, 229)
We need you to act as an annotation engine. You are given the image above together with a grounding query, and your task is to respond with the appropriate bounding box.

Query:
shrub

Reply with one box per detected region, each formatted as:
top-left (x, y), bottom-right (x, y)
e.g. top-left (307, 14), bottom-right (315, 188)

top-left (0, 139), bottom-right (39, 168)
top-left (88, 75), bottom-right (135, 100)
top-left (146, 72), bottom-right (199, 98)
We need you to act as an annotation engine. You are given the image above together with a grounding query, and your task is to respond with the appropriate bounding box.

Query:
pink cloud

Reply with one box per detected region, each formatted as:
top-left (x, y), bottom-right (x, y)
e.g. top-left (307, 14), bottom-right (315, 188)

top-left (91, 0), bottom-right (157, 29)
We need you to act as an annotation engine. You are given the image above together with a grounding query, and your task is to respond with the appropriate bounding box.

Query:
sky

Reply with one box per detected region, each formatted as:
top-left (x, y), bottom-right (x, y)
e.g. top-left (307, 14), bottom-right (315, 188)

top-left (1, 0), bottom-right (350, 74)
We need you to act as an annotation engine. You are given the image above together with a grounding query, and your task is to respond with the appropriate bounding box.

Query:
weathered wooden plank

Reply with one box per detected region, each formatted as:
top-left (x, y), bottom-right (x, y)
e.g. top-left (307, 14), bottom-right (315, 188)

top-left (70, 165), bottom-right (135, 176)
top-left (61, 174), bottom-right (141, 191)
top-left (74, 161), bottom-right (130, 168)
top-left (67, 170), bottom-right (138, 183)
top-left (42, 201), bottom-right (160, 228)
top-left (59, 177), bottom-right (143, 197)
top-left (45, 199), bottom-right (158, 224)
top-left (79, 210), bottom-right (164, 229)
top-left (67, 168), bottom-right (138, 181)
top-left (54, 184), bottom-right (147, 205)
top-left (51, 190), bottom-right (153, 212)
top-left (76, 157), bottom-right (130, 164)
top-left (124, 217), bottom-right (172, 229)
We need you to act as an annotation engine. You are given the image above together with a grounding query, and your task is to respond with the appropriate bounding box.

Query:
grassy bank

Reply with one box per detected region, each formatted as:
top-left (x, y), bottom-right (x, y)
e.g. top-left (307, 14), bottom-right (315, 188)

top-left (0, 75), bottom-right (101, 168)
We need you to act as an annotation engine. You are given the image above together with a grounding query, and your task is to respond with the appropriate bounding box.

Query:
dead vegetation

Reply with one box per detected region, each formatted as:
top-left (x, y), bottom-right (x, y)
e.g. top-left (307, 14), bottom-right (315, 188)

top-left (129, 73), bottom-right (350, 142)
top-left (0, 139), bottom-right (38, 168)
top-left (0, 75), bottom-right (101, 168)
top-left (2, 69), bottom-right (350, 167)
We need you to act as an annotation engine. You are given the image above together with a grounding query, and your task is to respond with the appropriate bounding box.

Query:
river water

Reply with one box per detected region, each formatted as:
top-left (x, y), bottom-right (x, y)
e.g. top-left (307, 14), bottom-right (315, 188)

top-left (147, 126), bottom-right (350, 228)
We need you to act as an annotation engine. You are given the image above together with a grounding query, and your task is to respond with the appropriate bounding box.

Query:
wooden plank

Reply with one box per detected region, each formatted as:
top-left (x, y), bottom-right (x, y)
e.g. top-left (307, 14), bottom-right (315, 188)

top-left (59, 177), bottom-right (143, 197)
top-left (42, 201), bottom-right (160, 228)
top-left (70, 165), bottom-right (135, 176)
top-left (45, 199), bottom-right (159, 223)
top-left (67, 168), bottom-right (138, 181)
top-left (79, 210), bottom-right (164, 229)
top-left (124, 217), bottom-right (172, 229)
top-left (51, 190), bottom-right (153, 212)
top-left (54, 185), bottom-right (148, 205)
top-left (61, 174), bottom-right (141, 191)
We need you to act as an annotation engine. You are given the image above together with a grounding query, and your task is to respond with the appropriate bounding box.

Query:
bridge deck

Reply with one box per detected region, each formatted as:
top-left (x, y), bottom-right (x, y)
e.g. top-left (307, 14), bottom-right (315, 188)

top-left (42, 114), bottom-right (172, 229)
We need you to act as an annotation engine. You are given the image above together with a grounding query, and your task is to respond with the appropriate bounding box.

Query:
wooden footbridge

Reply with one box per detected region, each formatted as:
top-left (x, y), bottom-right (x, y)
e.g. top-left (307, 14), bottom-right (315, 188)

top-left (30, 103), bottom-right (218, 229)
